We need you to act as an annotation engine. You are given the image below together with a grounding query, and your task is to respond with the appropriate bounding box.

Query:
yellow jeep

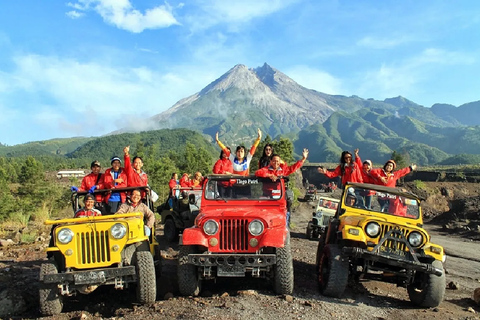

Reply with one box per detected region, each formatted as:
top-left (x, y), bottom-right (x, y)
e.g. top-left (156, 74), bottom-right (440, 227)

top-left (39, 187), bottom-right (160, 316)
top-left (316, 183), bottom-right (446, 307)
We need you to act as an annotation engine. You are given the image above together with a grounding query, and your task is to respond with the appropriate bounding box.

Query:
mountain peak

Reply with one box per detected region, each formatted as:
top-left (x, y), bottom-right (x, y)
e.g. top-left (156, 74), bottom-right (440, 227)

top-left (199, 63), bottom-right (262, 95)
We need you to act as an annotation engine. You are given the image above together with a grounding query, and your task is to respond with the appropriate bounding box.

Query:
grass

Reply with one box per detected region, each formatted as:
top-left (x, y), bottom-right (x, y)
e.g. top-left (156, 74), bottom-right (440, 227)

top-left (414, 180), bottom-right (426, 190)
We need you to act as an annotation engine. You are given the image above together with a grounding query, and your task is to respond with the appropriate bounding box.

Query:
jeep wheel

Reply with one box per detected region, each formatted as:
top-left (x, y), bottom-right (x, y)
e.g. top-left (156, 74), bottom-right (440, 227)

top-left (178, 245), bottom-right (201, 296)
top-left (306, 225), bottom-right (313, 240)
top-left (273, 234), bottom-right (294, 295)
top-left (135, 250), bottom-right (157, 305)
top-left (39, 260), bottom-right (63, 316)
top-left (164, 218), bottom-right (179, 242)
top-left (312, 230), bottom-right (319, 239)
top-left (317, 244), bottom-right (348, 298)
top-left (407, 260), bottom-right (445, 307)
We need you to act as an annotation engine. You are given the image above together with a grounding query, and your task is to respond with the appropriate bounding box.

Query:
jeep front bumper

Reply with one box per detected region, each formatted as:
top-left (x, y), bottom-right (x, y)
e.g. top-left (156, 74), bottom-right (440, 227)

top-left (342, 247), bottom-right (443, 276)
top-left (188, 253), bottom-right (276, 277)
top-left (41, 266), bottom-right (137, 285)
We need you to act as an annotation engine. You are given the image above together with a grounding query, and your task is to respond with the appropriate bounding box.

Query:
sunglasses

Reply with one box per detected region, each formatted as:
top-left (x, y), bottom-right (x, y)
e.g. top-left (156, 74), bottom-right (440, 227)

top-left (265, 148), bottom-right (272, 151)
top-left (344, 156), bottom-right (352, 159)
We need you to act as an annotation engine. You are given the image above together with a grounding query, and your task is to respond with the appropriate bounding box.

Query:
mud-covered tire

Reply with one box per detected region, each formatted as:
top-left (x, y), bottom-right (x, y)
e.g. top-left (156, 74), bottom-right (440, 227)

top-left (273, 234), bottom-right (294, 295)
top-left (164, 218), bottom-right (178, 242)
top-left (317, 244), bottom-right (349, 298)
top-left (178, 245), bottom-right (201, 296)
top-left (306, 225), bottom-right (313, 240)
top-left (407, 260), bottom-right (446, 307)
top-left (39, 260), bottom-right (63, 316)
top-left (135, 250), bottom-right (156, 305)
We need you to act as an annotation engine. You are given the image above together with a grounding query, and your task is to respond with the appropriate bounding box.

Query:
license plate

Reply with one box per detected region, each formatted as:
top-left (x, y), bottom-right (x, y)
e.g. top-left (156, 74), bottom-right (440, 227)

top-left (217, 265), bottom-right (245, 277)
top-left (380, 246), bottom-right (406, 257)
top-left (74, 271), bottom-right (106, 284)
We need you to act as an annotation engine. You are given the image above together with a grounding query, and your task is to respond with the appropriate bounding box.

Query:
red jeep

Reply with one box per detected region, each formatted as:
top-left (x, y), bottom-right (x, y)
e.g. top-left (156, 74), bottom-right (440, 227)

top-left (177, 174), bottom-right (293, 296)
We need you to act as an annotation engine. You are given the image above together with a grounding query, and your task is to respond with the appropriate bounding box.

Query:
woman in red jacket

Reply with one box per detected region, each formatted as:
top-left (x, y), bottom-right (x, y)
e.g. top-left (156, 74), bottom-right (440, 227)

top-left (372, 159), bottom-right (417, 212)
top-left (317, 149), bottom-right (363, 187)
top-left (372, 160), bottom-right (417, 188)
top-left (123, 146), bottom-right (148, 199)
top-left (213, 148), bottom-right (233, 175)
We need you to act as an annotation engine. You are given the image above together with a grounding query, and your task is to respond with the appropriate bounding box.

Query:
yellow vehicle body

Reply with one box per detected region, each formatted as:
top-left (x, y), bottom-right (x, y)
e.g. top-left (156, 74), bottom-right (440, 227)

top-left (316, 182), bottom-right (446, 307)
top-left (45, 213), bottom-right (150, 269)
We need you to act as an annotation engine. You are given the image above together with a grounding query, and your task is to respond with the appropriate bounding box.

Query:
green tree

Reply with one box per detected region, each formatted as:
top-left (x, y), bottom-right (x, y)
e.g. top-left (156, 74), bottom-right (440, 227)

top-left (391, 150), bottom-right (408, 168)
top-left (179, 143), bottom-right (214, 175)
top-left (147, 157), bottom-right (179, 202)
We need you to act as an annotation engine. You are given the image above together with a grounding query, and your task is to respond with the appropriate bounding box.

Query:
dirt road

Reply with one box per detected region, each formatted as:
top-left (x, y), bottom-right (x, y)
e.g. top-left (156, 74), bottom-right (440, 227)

top-left (1, 192), bottom-right (480, 319)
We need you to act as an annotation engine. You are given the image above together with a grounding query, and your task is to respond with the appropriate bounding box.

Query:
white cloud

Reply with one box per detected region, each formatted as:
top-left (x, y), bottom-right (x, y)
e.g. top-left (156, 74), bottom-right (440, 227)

top-left (186, 0), bottom-right (298, 32)
top-left (285, 65), bottom-right (342, 95)
top-left (355, 48), bottom-right (476, 103)
top-left (66, 10), bottom-right (84, 19)
top-left (357, 35), bottom-right (419, 50)
top-left (66, 0), bottom-right (180, 33)
top-left (0, 53), bottom-right (223, 144)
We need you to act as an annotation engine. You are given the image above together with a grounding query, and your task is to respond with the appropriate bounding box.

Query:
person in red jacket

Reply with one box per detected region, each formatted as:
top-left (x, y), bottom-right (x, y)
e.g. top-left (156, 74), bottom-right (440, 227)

top-left (355, 150), bottom-right (377, 209)
top-left (317, 149), bottom-right (363, 186)
top-left (168, 173), bottom-right (180, 210)
top-left (213, 148), bottom-right (233, 174)
top-left (74, 194), bottom-right (102, 218)
top-left (179, 173), bottom-right (191, 187)
top-left (123, 146), bottom-right (148, 187)
top-left (255, 148), bottom-right (309, 182)
top-left (215, 129), bottom-right (261, 176)
top-left (371, 159), bottom-right (417, 212)
top-left (102, 156), bottom-right (128, 214)
top-left (71, 160), bottom-right (104, 205)
top-left (123, 146), bottom-right (148, 199)
top-left (255, 148), bottom-right (308, 228)
top-left (372, 160), bottom-right (417, 187)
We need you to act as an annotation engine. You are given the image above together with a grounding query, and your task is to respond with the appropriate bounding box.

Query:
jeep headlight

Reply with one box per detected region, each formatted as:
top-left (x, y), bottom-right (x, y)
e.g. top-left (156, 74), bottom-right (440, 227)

top-left (57, 228), bottom-right (74, 244)
top-left (408, 232), bottom-right (423, 247)
top-left (203, 220), bottom-right (219, 235)
top-left (365, 222), bottom-right (381, 238)
top-left (248, 220), bottom-right (264, 236)
top-left (111, 223), bottom-right (127, 239)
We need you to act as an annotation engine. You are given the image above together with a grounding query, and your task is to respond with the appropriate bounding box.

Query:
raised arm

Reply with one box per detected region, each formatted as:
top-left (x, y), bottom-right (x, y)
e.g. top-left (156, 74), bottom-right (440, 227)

top-left (249, 128), bottom-right (262, 155)
top-left (215, 132), bottom-right (230, 157)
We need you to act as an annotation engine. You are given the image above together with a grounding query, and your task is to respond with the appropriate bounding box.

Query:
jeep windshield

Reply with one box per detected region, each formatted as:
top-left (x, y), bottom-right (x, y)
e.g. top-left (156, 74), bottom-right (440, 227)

top-left (204, 176), bottom-right (283, 200)
top-left (344, 184), bottom-right (420, 219)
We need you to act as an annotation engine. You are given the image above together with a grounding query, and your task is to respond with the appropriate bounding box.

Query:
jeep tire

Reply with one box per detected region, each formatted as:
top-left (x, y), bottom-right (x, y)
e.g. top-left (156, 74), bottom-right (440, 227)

top-left (135, 250), bottom-right (157, 305)
top-left (306, 224), bottom-right (313, 240)
top-left (164, 218), bottom-right (179, 242)
top-left (273, 234), bottom-right (294, 295)
top-left (178, 245), bottom-right (201, 296)
top-left (39, 260), bottom-right (63, 316)
top-left (317, 244), bottom-right (349, 298)
top-left (407, 260), bottom-right (445, 307)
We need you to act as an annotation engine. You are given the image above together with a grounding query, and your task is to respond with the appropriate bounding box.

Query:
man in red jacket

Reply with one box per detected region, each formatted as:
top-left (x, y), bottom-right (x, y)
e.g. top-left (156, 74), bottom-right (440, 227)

top-left (71, 160), bottom-right (104, 209)
top-left (102, 156), bottom-right (128, 214)
top-left (255, 148), bottom-right (309, 182)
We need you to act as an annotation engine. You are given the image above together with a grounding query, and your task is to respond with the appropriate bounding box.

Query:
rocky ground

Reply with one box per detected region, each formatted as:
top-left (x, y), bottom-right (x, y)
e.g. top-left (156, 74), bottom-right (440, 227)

top-left (1, 181), bottom-right (480, 319)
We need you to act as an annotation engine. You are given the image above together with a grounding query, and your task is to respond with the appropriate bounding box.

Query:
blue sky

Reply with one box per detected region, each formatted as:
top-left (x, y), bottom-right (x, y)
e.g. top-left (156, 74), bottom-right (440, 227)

top-left (1, 0), bottom-right (479, 145)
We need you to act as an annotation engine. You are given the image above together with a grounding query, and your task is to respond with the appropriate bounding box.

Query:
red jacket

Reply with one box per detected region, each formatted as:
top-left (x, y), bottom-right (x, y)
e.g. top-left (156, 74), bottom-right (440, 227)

top-left (255, 160), bottom-right (304, 178)
top-left (356, 155), bottom-right (377, 185)
top-left (124, 154), bottom-right (148, 187)
top-left (169, 178), bottom-right (179, 197)
top-left (213, 158), bottom-right (233, 175)
top-left (102, 168), bottom-right (128, 203)
top-left (324, 162), bottom-right (363, 186)
top-left (179, 175), bottom-right (191, 187)
top-left (74, 208), bottom-right (101, 218)
top-left (255, 160), bottom-right (304, 197)
top-left (371, 167), bottom-right (412, 188)
top-left (79, 172), bottom-right (103, 202)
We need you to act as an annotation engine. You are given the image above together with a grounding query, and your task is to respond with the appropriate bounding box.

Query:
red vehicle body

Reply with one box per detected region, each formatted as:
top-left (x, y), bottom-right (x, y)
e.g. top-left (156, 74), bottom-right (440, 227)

top-left (178, 174), bottom-right (293, 296)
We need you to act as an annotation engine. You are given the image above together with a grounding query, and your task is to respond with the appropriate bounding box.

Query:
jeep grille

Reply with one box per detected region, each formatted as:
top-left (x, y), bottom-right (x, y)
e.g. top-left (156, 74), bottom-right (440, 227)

top-left (77, 231), bottom-right (111, 265)
top-left (219, 219), bottom-right (249, 251)
top-left (380, 224), bottom-right (411, 252)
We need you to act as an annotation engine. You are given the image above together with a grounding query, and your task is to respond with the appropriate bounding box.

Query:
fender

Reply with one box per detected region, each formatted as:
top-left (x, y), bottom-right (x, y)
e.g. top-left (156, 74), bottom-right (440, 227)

top-left (259, 228), bottom-right (288, 248)
top-left (182, 227), bottom-right (208, 247)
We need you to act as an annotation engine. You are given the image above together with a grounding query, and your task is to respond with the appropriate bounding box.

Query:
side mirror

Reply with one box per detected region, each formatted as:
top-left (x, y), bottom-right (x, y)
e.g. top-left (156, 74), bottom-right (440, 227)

top-left (188, 194), bottom-right (196, 205)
